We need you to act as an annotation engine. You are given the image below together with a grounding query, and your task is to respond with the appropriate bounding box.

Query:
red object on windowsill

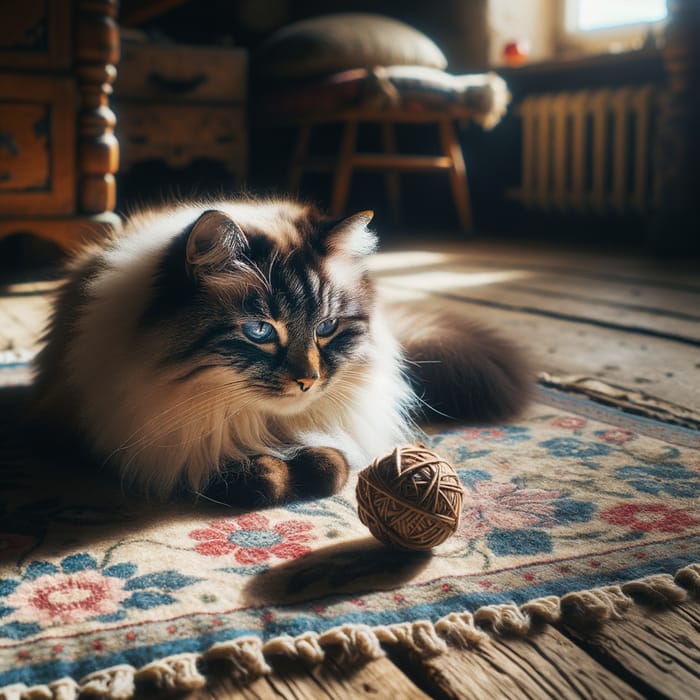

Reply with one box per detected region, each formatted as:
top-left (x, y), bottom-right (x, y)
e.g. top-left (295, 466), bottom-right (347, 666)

top-left (503, 40), bottom-right (530, 66)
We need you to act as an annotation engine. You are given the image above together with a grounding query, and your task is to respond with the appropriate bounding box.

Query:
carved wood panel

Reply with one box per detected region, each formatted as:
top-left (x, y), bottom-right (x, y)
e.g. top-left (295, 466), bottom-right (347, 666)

top-left (0, 74), bottom-right (75, 215)
top-left (0, 0), bottom-right (71, 70)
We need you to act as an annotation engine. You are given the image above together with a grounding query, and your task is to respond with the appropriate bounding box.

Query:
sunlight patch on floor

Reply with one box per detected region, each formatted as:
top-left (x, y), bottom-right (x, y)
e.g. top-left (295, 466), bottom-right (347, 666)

top-left (379, 269), bottom-right (534, 293)
top-left (367, 250), bottom-right (454, 273)
top-left (0, 279), bottom-right (62, 295)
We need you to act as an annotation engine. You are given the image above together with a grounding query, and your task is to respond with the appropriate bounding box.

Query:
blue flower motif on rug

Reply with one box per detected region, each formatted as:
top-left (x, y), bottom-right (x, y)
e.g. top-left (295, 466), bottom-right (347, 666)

top-left (430, 426), bottom-right (532, 461)
top-left (615, 463), bottom-right (700, 498)
top-left (538, 437), bottom-right (613, 459)
top-left (487, 527), bottom-right (554, 556)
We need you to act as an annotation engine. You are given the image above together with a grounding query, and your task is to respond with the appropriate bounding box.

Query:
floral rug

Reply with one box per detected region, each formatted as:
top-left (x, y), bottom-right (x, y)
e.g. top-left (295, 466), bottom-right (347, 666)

top-left (1, 373), bottom-right (699, 695)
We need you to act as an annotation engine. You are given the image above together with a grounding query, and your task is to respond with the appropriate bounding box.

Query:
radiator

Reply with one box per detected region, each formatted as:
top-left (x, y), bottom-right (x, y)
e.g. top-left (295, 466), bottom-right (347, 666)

top-left (509, 86), bottom-right (656, 214)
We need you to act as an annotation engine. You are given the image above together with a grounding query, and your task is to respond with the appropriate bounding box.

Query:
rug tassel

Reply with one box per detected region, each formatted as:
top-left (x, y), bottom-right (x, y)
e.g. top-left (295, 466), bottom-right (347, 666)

top-left (47, 679), bottom-right (79, 700)
top-left (434, 611), bottom-right (488, 647)
top-left (675, 563), bottom-right (700, 595)
top-left (375, 620), bottom-right (447, 656)
top-left (11, 686), bottom-right (50, 700)
top-left (134, 652), bottom-right (205, 692)
top-left (263, 631), bottom-right (325, 665)
top-left (203, 636), bottom-right (271, 682)
top-left (79, 665), bottom-right (135, 699)
top-left (0, 679), bottom-right (79, 700)
top-left (317, 624), bottom-right (384, 665)
top-left (520, 595), bottom-right (561, 624)
top-left (621, 573), bottom-right (687, 607)
top-left (560, 585), bottom-right (632, 627)
top-left (473, 603), bottom-right (531, 635)
top-left (0, 685), bottom-right (26, 700)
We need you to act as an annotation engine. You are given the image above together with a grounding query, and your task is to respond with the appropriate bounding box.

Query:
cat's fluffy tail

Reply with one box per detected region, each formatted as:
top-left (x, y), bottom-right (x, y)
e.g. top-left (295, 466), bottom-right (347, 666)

top-left (386, 303), bottom-right (534, 423)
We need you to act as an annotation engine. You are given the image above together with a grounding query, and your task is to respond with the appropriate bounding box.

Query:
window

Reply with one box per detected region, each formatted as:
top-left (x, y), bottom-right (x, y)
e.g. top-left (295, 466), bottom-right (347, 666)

top-left (569, 0), bottom-right (667, 31)
top-left (560, 0), bottom-right (668, 55)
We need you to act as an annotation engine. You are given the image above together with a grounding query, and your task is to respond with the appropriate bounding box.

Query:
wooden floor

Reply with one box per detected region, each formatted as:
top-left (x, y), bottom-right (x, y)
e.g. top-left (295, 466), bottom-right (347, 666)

top-left (1, 237), bottom-right (699, 698)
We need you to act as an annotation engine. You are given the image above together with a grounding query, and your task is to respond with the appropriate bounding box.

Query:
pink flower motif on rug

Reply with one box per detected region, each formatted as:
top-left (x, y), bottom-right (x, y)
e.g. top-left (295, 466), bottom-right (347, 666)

top-left (459, 481), bottom-right (562, 538)
top-left (600, 503), bottom-right (700, 533)
top-left (550, 416), bottom-right (587, 429)
top-left (189, 513), bottom-right (315, 564)
top-left (5, 572), bottom-right (128, 625)
top-left (596, 428), bottom-right (635, 444)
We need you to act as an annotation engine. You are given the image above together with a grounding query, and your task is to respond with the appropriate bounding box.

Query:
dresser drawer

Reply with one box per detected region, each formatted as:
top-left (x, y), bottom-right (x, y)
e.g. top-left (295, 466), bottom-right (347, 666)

top-left (117, 44), bottom-right (247, 103)
top-left (0, 74), bottom-right (76, 216)
top-left (0, 0), bottom-right (71, 70)
top-left (116, 104), bottom-right (247, 175)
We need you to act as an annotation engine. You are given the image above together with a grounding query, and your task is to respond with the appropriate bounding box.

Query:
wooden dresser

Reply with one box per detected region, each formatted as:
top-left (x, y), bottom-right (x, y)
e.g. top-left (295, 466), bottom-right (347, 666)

top-left (114, 40), bottom-right (247, 185)
top-left (0, 0), bottom-right (120, 252)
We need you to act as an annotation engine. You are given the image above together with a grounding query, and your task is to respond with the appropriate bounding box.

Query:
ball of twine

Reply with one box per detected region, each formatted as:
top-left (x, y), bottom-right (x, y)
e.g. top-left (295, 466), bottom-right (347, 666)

top-left (356, 445), bottom-right (463, 551)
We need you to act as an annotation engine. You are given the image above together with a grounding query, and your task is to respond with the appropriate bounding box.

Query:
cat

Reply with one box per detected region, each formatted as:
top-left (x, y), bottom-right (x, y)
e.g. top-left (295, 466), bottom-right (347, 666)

top-left (33, 198), bottom-right (532, 506)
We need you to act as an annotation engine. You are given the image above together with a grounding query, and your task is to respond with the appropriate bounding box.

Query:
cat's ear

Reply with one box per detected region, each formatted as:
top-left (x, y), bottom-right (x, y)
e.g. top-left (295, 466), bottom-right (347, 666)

top-left (185, 210), bottom-right (246, 276)
top-left (323, 211), bottom-right (377, 257)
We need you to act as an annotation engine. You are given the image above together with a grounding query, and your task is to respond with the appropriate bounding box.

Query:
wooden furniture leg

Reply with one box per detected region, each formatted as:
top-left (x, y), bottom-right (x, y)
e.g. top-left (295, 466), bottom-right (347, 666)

top-left (76, 0), bottom-right (120, 217)
top-left (381, 121), bottom-right (401, 225)
top-left (439, 116), bottom-right (473, 232)
top-left (330, 119), bottom-right (357, 216)
top-left (288, 123), bottom-right (312, 193)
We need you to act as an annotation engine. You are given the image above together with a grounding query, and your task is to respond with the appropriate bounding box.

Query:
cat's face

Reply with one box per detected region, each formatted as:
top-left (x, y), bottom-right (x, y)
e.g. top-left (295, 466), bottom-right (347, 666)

top-left (147, 207), bottom-right (378, 416)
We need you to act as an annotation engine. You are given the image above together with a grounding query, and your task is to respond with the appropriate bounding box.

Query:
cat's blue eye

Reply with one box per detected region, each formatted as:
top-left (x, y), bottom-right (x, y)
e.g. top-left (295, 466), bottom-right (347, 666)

top-left (241, 321), bottom-right (276, 343)
top-left (316, 318), bottom-right (339, 337)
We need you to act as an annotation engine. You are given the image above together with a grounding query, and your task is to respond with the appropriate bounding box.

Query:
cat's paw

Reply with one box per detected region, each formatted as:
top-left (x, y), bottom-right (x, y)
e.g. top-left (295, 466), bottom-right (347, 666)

top-left (204, 455), bottom-right (292, 507)
top-left (288, 447), bottom-right (349, 498)
top-left (203, 449), bottom-right (348, 507)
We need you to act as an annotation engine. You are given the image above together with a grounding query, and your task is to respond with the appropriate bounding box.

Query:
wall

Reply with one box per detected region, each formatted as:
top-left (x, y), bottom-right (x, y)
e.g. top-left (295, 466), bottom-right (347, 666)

top-left (487, 0), bottom-right (556, 67)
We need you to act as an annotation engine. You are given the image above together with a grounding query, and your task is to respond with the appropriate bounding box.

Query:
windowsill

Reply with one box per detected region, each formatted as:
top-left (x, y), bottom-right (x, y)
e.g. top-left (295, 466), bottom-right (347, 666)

top-left (494, 47), bottom-right (666, 94)
top-left (495, 46), bottom-right (662, 75)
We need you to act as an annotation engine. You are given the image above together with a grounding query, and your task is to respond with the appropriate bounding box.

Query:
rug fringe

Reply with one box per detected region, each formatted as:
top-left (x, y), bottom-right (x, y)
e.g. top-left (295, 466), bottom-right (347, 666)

top-left (538, 372), bottom-right (700, 430)
top-left (2, 563), bottom-right (698, 699)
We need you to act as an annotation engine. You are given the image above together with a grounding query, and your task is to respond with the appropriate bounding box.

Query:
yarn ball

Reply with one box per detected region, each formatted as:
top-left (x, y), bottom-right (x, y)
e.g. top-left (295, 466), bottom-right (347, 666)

top-left (356, 445), bottom-right (463, 551)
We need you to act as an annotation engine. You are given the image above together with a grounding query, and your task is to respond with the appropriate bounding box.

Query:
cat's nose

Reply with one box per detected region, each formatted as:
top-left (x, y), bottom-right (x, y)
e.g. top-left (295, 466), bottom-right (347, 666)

top-left (296, 375), bottom-right (319, 392)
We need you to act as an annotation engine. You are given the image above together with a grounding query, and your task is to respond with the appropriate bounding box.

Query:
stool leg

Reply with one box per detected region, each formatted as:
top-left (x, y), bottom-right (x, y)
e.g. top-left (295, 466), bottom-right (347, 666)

top-left (288, 124), bottom-right (312, 193)
top-left (330, 120), bottom-right (357, 216)
top-left (439, 117), bottom-right (473, 232)
top-left (381, 121), bottom-right (401, 226)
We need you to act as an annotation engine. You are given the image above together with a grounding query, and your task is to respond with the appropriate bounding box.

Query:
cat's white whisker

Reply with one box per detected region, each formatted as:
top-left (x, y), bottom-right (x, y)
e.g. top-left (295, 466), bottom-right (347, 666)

top-left (105, 379), bottom-right (254, 458)
top-left (117, 390), bottom-right (263, 462)
top-left (190, 490), bottom-right (232, 507)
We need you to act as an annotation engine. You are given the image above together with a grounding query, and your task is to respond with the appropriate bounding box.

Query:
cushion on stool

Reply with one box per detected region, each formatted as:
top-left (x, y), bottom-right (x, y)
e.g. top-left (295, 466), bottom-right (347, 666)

top-left (255, 67), bottom-right (510, 130)
top-left (255, 13), bottom-right (447, 80)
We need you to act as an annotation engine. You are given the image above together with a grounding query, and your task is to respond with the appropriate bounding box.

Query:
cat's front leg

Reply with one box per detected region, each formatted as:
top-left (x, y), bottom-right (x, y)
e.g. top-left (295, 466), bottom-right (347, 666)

top-left (202, 448), bottom-right (349, 507)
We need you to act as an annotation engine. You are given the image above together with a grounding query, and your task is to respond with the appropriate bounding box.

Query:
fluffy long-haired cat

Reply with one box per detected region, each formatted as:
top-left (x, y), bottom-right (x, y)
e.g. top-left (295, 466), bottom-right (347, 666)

top-left (33, 198), bottom-right (532, 506)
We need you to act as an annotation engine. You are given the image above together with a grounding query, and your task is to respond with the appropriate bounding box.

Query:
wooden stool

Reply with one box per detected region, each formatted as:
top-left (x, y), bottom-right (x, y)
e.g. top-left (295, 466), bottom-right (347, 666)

top-left (288, 108), bottom-right (474, 231)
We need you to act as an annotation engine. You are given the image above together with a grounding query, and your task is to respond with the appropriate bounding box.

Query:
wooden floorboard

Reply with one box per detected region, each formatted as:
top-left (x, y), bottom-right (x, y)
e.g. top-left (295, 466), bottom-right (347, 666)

top-left (499, 277), bottom-right (700, 320)
top-left (370, 257), bottom-right (700, 317)
top-left (379, 272), bottom-right (700, 343)
top-left (391, 241), bottom-right (700, 288)
top-left (389, 624), bottom-right (645, 699)
top-left (565, 602), bottom-right (700, 699)
top-left (175, 656), bottom-right (432, 699)
top-left (379, 290), bottom-right (700, 414)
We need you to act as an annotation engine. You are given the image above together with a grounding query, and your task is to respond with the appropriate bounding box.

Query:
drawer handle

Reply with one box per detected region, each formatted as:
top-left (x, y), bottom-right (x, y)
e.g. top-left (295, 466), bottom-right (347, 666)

top-left (148, 72), bottom-right (207, 94)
